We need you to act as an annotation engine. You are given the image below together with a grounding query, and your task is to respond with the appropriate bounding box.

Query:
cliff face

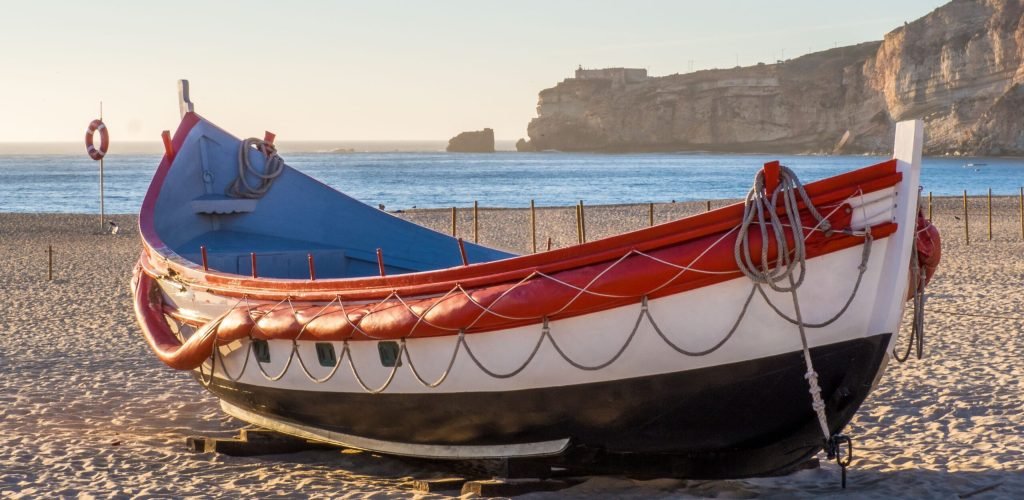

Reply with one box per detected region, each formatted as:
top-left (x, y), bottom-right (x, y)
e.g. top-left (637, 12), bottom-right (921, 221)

top-left (526, 0), bottom-right (1024, 155)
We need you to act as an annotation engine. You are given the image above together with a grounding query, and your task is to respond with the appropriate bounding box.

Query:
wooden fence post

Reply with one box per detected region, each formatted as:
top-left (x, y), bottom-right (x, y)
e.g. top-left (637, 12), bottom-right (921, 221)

top-left (574, 203), bottom-right (582, 244)
top-left (649, 202), bottom-right (654, 227)
top-left (928, 191), bottom-right (932, 220)
top-left (473, 201), bottom-right (479, 243)
top-left (988, 188), bottom-right (992, 241)
top-left (450, 207), bottom-right (456, 237)
top-left (47, 245), bottom-right (53, 281)
top-left (963, 190), bottom-right (969, 245)
top-left (579, 200), bottom-right (587, 243)
top-left (530, 200), bottom-right (537, 254)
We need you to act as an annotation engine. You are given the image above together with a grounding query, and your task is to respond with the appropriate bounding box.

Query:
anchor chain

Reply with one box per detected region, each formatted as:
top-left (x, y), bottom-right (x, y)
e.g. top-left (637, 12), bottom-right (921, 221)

top-left (826, 434), bottom-right (854, 488)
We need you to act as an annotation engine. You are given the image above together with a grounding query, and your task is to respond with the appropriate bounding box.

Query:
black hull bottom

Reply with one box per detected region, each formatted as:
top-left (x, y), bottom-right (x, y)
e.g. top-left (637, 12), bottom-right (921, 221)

top-left (202, 333), bottom-right (891, 478)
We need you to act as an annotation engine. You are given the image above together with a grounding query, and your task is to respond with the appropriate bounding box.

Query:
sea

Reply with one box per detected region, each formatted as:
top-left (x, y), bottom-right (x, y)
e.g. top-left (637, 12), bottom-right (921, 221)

top-left (1, 141), bottom-right (1022, 213)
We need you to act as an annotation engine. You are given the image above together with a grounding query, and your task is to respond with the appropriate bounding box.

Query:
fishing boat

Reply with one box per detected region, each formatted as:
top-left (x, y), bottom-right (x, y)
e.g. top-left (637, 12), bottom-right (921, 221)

top-left (133, 81), bottom-right (940, 478)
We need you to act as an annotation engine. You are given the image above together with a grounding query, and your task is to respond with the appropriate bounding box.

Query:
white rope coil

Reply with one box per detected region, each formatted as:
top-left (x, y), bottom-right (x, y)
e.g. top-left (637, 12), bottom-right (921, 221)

top-left (227, 138), bottom-right (285, 199)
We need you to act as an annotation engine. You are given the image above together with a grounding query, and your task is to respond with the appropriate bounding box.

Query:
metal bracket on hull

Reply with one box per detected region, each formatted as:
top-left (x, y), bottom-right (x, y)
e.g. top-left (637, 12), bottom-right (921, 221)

top-left (220, 400), bottom-right (572, 460)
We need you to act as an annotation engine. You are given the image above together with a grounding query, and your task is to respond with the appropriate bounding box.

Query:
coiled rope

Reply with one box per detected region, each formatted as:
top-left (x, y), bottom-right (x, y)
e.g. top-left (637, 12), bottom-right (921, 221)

top-left (227, 138), bottom-right (285, 199)
top-left (734, 164), bottom-right (832, 291)
top-left (733, 164), bottom-right (844, 456)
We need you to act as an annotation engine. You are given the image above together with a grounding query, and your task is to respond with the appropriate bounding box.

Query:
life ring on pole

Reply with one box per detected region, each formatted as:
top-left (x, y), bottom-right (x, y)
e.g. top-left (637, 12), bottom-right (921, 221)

top-left (85, 119), bottom-right (109, 160)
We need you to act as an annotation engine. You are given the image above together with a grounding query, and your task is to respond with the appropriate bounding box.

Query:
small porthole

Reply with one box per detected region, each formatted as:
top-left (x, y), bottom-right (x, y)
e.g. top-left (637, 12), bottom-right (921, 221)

top-left (315, 342), bottom-right (337, 367)
top-left (252, 339), bottom-right (271, 363)
top-left (377, 341), bottom-right (402, 367)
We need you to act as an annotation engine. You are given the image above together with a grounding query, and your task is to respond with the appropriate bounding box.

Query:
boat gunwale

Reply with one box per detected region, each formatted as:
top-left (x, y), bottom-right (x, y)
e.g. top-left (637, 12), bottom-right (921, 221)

top-left (139, 112), bottom-right (902, 302)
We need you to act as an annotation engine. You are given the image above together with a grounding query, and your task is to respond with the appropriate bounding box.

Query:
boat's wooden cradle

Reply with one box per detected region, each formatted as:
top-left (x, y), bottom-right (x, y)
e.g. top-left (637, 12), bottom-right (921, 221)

top-left (185, 425), bottom-right (824, 496)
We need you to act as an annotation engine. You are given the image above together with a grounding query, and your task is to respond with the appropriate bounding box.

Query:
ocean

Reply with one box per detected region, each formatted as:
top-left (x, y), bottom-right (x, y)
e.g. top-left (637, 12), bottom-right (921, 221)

top-left (1, 147), bottom-right (1022, 213)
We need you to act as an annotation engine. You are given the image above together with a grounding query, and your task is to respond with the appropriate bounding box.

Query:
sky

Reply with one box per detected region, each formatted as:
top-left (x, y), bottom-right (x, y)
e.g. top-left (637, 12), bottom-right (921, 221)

top-left (2, 0), bottom-right (948, 143)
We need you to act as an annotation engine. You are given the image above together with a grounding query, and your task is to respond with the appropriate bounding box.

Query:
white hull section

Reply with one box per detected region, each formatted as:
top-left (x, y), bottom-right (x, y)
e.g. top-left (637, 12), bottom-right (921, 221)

top-left (177, 237), bottom-right (900, 395)
top-left (160, 116), bottom-right (926, 398)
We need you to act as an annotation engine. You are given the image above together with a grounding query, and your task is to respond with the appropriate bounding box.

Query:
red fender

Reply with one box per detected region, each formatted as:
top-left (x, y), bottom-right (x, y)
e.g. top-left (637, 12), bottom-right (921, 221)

top-left (908, 210), bottom-right (941, 299)
top-left (132, 266), bottom-right (244, 370)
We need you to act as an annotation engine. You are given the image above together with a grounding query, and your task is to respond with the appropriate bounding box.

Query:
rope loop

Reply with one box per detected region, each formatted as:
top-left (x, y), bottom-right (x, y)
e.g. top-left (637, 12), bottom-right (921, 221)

top-left (227, 138), bottom-right (285, 198)
top-left (895, 223), bottom-right (927, 362)
top-left (734, 164), bottom-right (831, 293)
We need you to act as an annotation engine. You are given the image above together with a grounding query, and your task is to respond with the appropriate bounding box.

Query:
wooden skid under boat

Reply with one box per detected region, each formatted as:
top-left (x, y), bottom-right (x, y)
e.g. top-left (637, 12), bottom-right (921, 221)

top-left (132, 82), bottom-right (940, 477)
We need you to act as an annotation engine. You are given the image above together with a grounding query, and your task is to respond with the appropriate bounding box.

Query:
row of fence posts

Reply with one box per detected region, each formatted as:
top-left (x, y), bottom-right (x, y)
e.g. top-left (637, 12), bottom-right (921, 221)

top-left (40, 189), bottom-right (1024, 280)
top-left (448, 189), bottom-right (1024, 254)
top-left (924, 188), bottom-right (1024, 245)
top-left (449, 198), bottom-right (718, 253)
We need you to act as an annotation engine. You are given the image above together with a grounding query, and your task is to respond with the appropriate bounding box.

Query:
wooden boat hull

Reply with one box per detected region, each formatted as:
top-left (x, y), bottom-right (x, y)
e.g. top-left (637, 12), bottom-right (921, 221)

top-left (203, 332), bottom-right (889, 477)
top-left (132, 88), bottom-right (936, 477)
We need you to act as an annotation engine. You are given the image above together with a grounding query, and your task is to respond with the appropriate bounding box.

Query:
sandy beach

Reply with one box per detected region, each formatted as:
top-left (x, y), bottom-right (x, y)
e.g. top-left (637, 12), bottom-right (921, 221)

top-left (1, 198), bottom-right (1022, 498)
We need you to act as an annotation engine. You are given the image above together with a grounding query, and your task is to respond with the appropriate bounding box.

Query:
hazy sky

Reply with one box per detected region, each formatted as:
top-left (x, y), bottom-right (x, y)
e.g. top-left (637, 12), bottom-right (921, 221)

top-left (3, 0), bottom-right (946, 143)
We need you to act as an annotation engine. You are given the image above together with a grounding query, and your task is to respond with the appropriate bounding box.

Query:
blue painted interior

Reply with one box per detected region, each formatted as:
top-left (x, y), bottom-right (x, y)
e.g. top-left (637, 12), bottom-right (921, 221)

top-left (153, 118), bottom-right (514, 279)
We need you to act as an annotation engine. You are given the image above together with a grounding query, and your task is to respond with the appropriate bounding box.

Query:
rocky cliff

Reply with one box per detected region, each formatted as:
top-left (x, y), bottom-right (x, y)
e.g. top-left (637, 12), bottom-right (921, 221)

top-left (525, 0), bottom-right (1024, 155)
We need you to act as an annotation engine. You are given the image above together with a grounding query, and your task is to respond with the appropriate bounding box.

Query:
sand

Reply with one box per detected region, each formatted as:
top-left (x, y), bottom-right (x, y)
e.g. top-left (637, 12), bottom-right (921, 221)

top-left (0, 199), bottom-right (1021, 498)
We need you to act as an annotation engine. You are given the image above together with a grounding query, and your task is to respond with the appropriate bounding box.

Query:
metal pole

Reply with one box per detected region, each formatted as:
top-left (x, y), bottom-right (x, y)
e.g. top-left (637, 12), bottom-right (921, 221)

top-left (47, 245), bottom-right (53, 281)
top-left (99, 157), bottom-right (105, 231)
top-left (963, 190), bottom-right (969, 245)
top-left (530, 200), bottom-right (537, 254)
top-left (473, 201), bottom-right (479, 243)
top-left (99, 102), bottom-right (104, 231)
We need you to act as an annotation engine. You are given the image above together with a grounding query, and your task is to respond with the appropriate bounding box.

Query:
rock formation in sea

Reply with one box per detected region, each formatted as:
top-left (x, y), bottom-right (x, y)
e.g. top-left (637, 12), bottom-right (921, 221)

top-left (447, 128), bottom-right (495, 153)
top-left (515, 138), bottom-right (537, 152)
top-left (524, 0), bottom-right (1024, 156)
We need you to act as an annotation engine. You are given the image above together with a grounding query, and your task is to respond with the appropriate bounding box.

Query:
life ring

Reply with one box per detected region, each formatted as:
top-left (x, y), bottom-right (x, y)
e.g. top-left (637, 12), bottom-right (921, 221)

top-left (85, 119), bottom-right (109, 160)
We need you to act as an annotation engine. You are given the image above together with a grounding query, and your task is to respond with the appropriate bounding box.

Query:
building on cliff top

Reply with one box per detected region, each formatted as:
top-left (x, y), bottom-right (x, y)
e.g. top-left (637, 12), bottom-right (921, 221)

top-left (574, 66), bottom-right (648, 88)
